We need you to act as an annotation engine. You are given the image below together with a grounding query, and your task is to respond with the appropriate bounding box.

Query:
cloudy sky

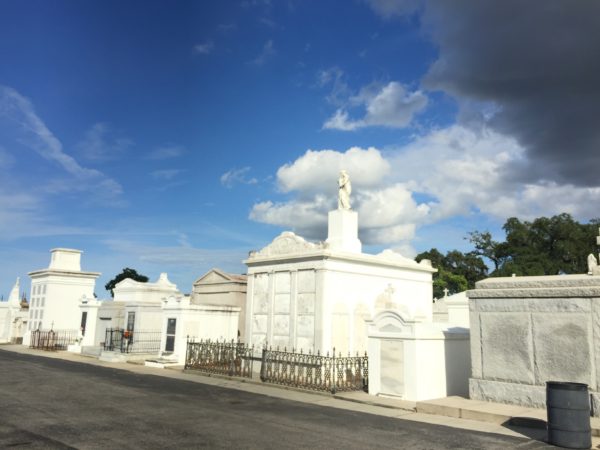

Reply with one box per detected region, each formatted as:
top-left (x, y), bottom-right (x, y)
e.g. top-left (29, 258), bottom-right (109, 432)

top-left (1, 0), bottom-right (599, 298)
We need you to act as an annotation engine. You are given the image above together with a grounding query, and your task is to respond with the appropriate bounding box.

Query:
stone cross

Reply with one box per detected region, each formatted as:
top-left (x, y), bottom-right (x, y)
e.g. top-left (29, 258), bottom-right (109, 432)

top-left (443, 287), bottom-right (449, 298)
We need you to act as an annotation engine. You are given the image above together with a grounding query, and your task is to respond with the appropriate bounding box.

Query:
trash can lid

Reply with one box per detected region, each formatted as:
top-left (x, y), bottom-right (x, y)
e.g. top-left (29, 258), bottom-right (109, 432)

top-left (546, 381), bottom-right (589, 391)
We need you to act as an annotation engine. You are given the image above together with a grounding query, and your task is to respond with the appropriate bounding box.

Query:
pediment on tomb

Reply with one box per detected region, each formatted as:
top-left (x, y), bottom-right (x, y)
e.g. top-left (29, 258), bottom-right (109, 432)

top-left (369, 310), bottom-right (413, 335)
top-left (249, 232), bottom-right (325, 258)
top-left (194, 268), bottom-right (230, 285)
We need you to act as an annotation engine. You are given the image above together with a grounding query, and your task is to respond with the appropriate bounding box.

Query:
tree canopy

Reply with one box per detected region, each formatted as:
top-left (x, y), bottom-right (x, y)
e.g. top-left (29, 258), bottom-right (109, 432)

top-left (417, 213), bottom-right (599, 299)
top-left (105, 267), bottom-right (149, 297)
top-left (416, 248), bottom-right (488, 299)
top-left (469, 213), bottom-right (599, 277)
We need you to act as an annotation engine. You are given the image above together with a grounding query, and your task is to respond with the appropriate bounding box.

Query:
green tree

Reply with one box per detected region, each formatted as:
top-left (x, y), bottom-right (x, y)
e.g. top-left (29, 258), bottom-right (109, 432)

top-left (105, 267), bottom-right (149, 297)
top-left (469, 214), bottom-right (599, 276)
top-left (416, 248), bottom-right (487, 299)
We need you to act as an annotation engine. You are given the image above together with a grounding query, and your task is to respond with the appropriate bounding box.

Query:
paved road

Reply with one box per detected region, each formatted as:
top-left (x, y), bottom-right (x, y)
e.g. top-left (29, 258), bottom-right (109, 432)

top-left (0, 349), bottom-right (550, 449)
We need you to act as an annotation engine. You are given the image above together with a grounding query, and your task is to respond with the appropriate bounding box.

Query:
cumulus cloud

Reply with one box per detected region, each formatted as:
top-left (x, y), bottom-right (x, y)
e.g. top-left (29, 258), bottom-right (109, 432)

top-left (323, 81), bottom-right (428, 130)
top-left (276, 147), bottom-right (390, 194)
top-left (250, 124), bottom-right (600, 249)
top-left (366, 0), bottom-right (600, 187)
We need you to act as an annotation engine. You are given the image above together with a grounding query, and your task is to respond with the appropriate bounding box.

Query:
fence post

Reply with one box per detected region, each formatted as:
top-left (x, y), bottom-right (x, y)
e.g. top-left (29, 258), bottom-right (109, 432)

top-left (331, 347), bottom-right (337, 394)
top-left (260, 345), bottom-right (267, 382)
top-left (184, 335), bottom-right (189, 370)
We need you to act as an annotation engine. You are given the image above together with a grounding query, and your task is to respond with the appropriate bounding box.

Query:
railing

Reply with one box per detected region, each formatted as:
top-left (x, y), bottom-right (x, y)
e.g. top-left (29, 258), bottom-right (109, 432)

top-left (103, 328), bottom-right (161, 354)
top-left (260, 347), bottom-right (368, 394)
top-left (183, 339), bottom-right (368, 394)
top-left (30, 329), bottom-right (77, 351)
top-left (185, 338), bottom-right (254, 378)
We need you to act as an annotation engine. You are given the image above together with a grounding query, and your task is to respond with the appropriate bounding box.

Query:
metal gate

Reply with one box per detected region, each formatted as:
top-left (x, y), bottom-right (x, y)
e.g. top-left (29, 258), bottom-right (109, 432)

top-left (103, 328), bottom-right (161, 354)
top-left (30, 329), bottom-right (77, 351)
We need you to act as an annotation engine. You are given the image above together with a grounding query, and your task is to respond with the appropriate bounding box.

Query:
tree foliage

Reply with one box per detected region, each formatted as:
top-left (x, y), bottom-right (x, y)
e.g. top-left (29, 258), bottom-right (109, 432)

top-left (469, 214), bottom-right (599, 277)
top-left (105, 267), bottom-right (149, 297)
top-left (415, 248), bottom-right (488, 299)
top-left (416, 214), bottom-right (598, 300)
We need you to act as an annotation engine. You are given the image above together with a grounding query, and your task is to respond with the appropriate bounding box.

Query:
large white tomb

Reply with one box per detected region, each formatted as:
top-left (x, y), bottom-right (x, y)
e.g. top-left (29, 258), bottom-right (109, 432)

top-left (244, 172), bottom-right (436, 354)
top-left (25, 248), bottom-right (100, 344)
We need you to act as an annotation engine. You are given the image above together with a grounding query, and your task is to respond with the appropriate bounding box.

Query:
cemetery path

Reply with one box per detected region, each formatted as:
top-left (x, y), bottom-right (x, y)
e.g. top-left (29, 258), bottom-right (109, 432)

top-left (0, 349), bottom-right (552, 450)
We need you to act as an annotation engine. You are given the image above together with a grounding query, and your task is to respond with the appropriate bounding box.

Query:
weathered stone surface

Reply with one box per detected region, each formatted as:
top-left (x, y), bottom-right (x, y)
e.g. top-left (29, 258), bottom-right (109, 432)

top-left (476, 274), bottom-right (600, 290)
top-left (532, 313), bottom-right (592, 385)
top-left (297, 293), bottom-right (315, 314)
top-left (380, 339), bottom-right (404, 396)
top-left (297, 270), bottom-right (315, 293)
top-left (594, 301), bottom-right (600, 391)
top-left (469, 378), bottom-right (546, 409)
top-left (272, 335), bottom-right (290, 349)
top-left (296, 315), bottom-right (314, 337)
top-left (251, 333), bottom-right (267, 348)
top-left (253, 314), bottom-right (267, 334)
top-left (273, 293), bottom-right (290, 314)
top-left (296, 336), bottom-right (314, 352)
top-left (273, 314), bottom-right (290, 335)
top-left (275, 271), bottom-right (291, 293)
top-left (471, 297), bottom-right (592, 313)
top-left (254, 293), bottom-right (269, 314)
top-left (254, 273), bottom-right (269, 293)
top-left (469, 287), bottom-right (600, 298)
top-left (481, 313), bottom-right (533, 383)
top-left (469, 311), bottom-right (482, 378)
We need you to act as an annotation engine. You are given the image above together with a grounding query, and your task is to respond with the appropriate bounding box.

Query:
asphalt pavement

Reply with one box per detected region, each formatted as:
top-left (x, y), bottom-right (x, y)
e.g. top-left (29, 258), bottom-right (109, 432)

top-left (0, 348), bottom-right (554, 449)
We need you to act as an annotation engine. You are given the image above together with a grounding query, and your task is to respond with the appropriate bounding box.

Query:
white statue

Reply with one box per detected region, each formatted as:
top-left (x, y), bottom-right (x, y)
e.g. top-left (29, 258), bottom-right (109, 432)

top-left (588, 253), bottom-right (599, 275)
top-left (338, 170), bottom-right (351, 210)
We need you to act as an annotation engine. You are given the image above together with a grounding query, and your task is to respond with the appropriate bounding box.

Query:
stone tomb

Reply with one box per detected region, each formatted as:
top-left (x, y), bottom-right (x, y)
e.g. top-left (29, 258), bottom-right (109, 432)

top-left (244, 204), bottom-right (435, 354)
top-left (468, 274), bottom-right (600, 415)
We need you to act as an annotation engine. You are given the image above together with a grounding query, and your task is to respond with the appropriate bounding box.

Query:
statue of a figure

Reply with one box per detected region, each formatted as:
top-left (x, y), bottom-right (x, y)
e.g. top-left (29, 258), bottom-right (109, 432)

top-left (588, 253), bottom-right (598, 275)
top-left (338, 170), bottom-right (351, 210)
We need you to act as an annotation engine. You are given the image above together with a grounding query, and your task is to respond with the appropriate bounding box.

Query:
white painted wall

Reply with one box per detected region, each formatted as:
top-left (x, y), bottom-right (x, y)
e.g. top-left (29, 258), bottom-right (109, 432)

top-left (25, 249), bottom-right (100, 344)
top-left (367, 310), bottom-right (470, 402)
top-left (160, 295), bottom-right (240, 364)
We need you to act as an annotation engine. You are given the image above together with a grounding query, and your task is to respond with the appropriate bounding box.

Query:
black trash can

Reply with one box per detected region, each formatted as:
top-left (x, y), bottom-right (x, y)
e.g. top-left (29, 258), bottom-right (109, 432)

top-left (546, 381), bottom-right (591, 449)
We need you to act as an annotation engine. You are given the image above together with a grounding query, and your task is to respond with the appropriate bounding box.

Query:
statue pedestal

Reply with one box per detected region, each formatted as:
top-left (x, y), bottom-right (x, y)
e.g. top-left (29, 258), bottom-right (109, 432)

top-left (326, 209), bottom-right (362, 253)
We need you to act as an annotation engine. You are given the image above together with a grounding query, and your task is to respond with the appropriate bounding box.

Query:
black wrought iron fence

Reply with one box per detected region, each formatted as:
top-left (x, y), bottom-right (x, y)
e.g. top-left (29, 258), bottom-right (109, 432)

top-left (185, 338), bottom-right (254, 378)
top-left (103, 328), bottom-right (161, 354)
top-left (30, 329), bottom-right (77, 351)
top-left (260, 347), bottom-right (368, 394)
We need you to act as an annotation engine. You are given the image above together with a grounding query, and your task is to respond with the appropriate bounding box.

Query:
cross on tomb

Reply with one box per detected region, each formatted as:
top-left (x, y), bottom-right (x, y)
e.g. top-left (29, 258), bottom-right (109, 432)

top-left (443, 287), bottom-right (449, 298)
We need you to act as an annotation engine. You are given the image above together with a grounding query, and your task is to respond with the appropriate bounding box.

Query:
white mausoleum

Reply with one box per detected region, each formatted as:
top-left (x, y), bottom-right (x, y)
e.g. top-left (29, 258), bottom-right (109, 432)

top-left (244, 173), bottom-right (436, 354)
top-left (25, 248), bottom-right (100, 344)
top-left (0, 278), bottom-right (28, 343)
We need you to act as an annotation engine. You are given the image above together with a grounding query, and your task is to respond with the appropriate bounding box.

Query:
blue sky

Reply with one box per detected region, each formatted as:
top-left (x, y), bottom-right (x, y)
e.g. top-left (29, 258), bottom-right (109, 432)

top-left (1, 0), bottom-right (599, 298)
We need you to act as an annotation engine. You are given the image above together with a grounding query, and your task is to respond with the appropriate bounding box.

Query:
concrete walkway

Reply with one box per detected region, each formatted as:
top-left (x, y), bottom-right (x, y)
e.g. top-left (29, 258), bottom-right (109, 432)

top-left (2, 344), bottom-right (599, 448)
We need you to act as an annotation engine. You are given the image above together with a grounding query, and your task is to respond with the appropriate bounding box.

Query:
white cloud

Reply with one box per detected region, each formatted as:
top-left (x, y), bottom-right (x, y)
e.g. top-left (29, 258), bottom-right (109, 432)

top-left (151, 169), bottom-right (183, 180)
top-left (323, 81), bottom-right (428, 130)
top-left (250, 40), bottom-right (275, 66)
top-left (249, 124), bottom-right (600, 250)
top-left (146, 145), bottom-right (185, 160)
top-left (220, 167), bottom-right (258, 188)
top-left (76, 122), bottom-right (133, 161)
top-left (0, 86), bottom-right (123, 203)
top-left (193, 41), bottom-right (215, 55)
top-left (276, 147), bottom-right (390, 194)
